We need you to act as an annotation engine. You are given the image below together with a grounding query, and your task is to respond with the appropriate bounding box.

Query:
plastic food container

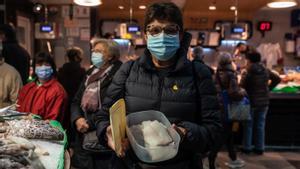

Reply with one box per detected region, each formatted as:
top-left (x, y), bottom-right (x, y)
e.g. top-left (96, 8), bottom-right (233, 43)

top-left (126, 110), bottom-right (180, 163)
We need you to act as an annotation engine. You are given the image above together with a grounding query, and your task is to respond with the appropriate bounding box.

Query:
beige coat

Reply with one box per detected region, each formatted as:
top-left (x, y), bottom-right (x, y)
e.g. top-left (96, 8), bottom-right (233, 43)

top-left (0, 60), bottom-right (23, 108)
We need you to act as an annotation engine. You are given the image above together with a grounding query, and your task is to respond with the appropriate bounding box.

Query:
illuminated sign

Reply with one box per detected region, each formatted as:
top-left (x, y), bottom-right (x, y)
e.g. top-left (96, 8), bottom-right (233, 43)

top-left (40, 24), bottom-right (53, 32)
top-left (258, 21), bottom-right (272, 31)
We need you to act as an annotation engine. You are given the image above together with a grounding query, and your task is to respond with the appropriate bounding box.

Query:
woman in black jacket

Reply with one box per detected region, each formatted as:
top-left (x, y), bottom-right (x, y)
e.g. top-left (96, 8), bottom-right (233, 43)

top-left (214, 53), bottom-right (246, 169)
top-left (70, 38), bottom-right (122, 169)
top-left (94, 2), bottom-right (222, 169)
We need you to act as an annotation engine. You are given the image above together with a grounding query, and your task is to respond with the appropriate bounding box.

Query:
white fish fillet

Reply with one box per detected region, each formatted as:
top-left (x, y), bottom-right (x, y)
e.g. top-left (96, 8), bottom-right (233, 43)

top-left (130, 120), bottom-right (173, 147)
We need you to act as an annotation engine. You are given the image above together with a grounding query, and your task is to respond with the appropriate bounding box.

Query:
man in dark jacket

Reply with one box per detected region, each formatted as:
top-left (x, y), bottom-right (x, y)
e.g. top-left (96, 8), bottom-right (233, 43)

top-left (0, 24), bottom-right (30, 84)
top-left (58, 47), bottom-right (86, 103)
top-left (94, 2), bottom-right (222, 169)
top-left (240, 52), bottom-right (281, 155)
top-left (57, 47), bottom-right (86, 142)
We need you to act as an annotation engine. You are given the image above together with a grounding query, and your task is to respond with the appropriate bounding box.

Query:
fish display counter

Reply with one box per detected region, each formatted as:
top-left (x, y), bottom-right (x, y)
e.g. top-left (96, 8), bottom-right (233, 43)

top-left (0, 110), bottom-right (67, 169)
top-left (265, 79), bottom-right (300, 147)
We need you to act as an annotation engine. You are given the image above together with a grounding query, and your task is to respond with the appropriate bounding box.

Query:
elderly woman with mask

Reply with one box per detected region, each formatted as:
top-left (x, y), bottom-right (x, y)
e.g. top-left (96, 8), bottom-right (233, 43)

top-left (70, 38), bottom-right (122, 169)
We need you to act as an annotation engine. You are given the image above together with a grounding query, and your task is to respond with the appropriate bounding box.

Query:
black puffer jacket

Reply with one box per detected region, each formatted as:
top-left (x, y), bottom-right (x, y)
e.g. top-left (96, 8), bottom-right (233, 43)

top-left (240, 63), bottom-right (281, 108)
top-left (216, 64), bottom-right (246, 101)
top-left (58, 61), bottom-right (86, 101)
top-left (94, 33), bottom-right (222, 168)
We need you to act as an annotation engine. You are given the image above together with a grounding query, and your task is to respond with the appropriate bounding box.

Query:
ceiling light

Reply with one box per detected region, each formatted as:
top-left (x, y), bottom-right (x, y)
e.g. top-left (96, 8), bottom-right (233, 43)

top-left (118, 5), bottom-right (124, 9)
top-left (139, 5), bottom-right (146, 9)
top-left (74, 0), bottom-right (102, 7)
top-left (230, 6), bottom-right (236, 10)
top-left (33, 3), bottom-right (43, 13)
top-left (267, 0), bottom-right (297, 8)
top-left (209, 5), bottom-right (216, 10)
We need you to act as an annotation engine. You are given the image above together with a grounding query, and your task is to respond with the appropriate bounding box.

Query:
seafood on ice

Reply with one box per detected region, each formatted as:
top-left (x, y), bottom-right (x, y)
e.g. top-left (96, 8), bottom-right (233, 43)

top-left (0, 136), bottom-right (44, 169)
top-left (0, 119), bottom-right (64, 140)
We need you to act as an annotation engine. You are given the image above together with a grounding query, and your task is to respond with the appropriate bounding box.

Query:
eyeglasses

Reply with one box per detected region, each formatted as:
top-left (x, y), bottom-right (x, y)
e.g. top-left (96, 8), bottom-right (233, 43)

top-left (146, 24), bottom-right (180, 36)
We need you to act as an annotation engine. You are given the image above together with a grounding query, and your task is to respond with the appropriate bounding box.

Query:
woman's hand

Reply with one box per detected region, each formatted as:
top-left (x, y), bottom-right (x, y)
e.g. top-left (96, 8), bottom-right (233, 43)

top-left (172, 124), bottom-right (187, 141)
top-left (75, 117), bottom-right (89, 133)
top-left (106, 125), bottom-right (129, 157)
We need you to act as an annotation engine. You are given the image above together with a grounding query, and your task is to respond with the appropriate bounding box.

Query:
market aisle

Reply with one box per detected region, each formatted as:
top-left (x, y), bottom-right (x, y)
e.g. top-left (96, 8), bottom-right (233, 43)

top-left (203, 151), bottom-right (300, 169)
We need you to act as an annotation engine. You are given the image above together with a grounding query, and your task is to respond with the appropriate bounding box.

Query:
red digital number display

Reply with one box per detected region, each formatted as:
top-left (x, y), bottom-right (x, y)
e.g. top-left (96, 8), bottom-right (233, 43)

top-left (258, 22), bottom-right (272, 31)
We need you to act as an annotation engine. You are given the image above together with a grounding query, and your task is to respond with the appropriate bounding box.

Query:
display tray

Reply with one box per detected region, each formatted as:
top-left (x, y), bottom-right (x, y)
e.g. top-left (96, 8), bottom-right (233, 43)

top-left (30, 139), bottom-right (65, 169)
top-left (0, 112), bottom-right (67, 169)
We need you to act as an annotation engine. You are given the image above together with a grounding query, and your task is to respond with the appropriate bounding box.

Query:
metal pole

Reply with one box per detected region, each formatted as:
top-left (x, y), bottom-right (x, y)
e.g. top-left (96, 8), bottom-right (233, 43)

top-left (130, 0), bottom-right (133, 24)
top-left (234, 0), bottom-right (238, 24)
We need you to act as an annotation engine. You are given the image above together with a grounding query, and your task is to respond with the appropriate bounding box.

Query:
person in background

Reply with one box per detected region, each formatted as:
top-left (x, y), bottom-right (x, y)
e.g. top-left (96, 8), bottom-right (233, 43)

top-left (233, 43), bottom-right (249, 71)
top-left (188, 46), bottom-right (204, 62)
top-left (58, 47), bottom-right (86, 142)
top-left (214, 53), bottom-right (246, 169)
top-left (189, 46), bottom-right (215, 75)
top-left (240, 52), bottom-right (281, 155)
top-left (233, 43), bottom-right (248, 58)
top-left (103, 32), bottom-right (115, 39)
top-left (70, 38), bottom-right (122, 169)
top-left (0, 24), bottom-right (30, 84)
top-left (0, 42), bottom-right (22, 108)
top-left (17, 52), bottom-right (68, 123)
top-left (94, 2), bottom-right (222, 169)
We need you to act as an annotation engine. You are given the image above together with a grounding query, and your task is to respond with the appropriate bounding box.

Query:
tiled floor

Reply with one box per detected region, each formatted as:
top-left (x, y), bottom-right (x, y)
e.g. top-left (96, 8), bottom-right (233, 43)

top-left (204, 151), bottom-right (300, 169)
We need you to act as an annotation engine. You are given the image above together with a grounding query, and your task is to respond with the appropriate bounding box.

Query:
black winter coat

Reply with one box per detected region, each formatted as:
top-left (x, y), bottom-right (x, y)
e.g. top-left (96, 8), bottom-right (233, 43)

top-left (58, 61), bottom-right (86, 101)
top-left (71, 61), bottom-right (123, 129)
top-left (2, 42), bottom-right (30, 84)
top-left (240, 63), bottom-right (281, 108)
top-left (94, 34), bottom-right (222, 169)
top-left (216, 64), bottom-right (246, 101)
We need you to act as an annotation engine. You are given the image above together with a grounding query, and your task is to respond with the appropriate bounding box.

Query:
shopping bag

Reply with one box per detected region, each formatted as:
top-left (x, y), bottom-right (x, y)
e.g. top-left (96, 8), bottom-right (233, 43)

top-left (221, 90), bottom-right (251, 121)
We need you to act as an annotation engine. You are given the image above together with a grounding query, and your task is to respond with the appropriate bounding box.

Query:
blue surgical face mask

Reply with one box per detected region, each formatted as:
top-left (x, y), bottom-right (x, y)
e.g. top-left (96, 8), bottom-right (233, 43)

top-left (91, 52), bottom-right (104, 68)
top-left (35, 65), bottom-right (53, 81)
top-left (147, 32), bottom-right (180, 61)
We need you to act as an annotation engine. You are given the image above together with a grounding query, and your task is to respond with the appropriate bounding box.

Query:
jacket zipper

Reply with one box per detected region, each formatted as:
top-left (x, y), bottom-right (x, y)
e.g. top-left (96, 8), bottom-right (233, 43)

top-left (157, 76), bottom-right (164, 110)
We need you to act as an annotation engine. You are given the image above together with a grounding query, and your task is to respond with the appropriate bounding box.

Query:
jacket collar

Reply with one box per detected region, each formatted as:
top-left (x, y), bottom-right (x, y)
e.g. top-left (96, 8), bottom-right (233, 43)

top-left (138, 32), bottom-right (192, 73)
top-left (36, 78), bottom-right (57, 88)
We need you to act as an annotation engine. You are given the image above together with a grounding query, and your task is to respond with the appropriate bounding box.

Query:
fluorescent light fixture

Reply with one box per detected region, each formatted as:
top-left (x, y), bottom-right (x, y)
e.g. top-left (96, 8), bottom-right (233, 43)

top-left (209, 5), bottom-right (216, 10)
top-left (267, 0), bottom-right (297, 8)
top-left (74, 0), bottom-right (102, 7)
top-left (139, 5), bottom-right (146, 9)
top-left (230, 6), bottom-right (236, 10)
top-left (118, 5), bottom-right (124, 9)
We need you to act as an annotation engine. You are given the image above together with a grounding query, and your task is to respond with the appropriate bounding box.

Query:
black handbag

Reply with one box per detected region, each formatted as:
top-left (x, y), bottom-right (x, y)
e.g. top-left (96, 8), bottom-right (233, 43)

top-left (82, 130), bottom-right (113, 153)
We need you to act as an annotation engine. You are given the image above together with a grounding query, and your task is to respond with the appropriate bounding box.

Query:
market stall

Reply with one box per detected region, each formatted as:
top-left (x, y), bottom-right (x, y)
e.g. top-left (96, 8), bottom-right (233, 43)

top-left (0, 108), bottom-right (67, 169)
top-left (266, 71), bottom-right (300, 147)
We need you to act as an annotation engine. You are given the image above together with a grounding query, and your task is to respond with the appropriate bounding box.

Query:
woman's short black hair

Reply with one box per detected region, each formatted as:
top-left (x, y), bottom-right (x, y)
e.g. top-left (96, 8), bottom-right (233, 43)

top-left (66, 47), bottom-right (83, 62)
top-left (144, 2), bottom-right (183, 33)
top-left (236, 42), bottom-right (246, 48)
top-left (33, 52), bottom-right (57, 77)
top-left (246, 52), bottom-right (261, 63)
